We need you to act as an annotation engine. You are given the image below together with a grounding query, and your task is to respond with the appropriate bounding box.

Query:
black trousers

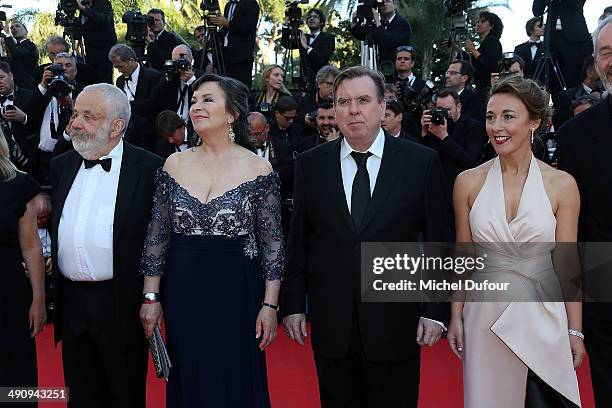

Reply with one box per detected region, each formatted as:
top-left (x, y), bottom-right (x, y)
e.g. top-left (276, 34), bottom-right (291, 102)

top-left (550, 34), bottom-right (593, 90)
top-left (223, 54), bottom-right (254, 90)
top-left (585, 313), bottom-right (612, 407)
top-left (87, 59), bottom-right (114, 85)
top-left (60, 279), bottom-right (148, 408)
top-left (313, 313), bottom-right (420, 408)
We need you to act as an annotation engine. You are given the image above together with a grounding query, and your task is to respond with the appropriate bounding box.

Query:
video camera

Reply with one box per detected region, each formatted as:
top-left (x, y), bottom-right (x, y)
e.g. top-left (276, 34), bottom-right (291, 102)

top-left (122, 11), bottom-right (154, 44)
top-left (55, 0), bottom-right (90, 40)
top-left (355, 0), bottom-right (384, 31)
top-left (444, 0), bottom-right (473, 48)
top-left (397, 79), bottom-right (437, 114)
top-left (163, 54), bottom-right (191, 81)
top-left (443, 0), bottom-right (473, 17)
top-left (286, 0), bottom-right (308, 30)
top-left (47, 64), bottom-right (73, 98)
top-left (201, 0), bottom-right (221, 20)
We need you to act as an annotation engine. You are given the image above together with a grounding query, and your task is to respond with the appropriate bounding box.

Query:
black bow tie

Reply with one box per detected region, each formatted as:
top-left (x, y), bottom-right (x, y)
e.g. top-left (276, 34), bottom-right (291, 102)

top-left (0, 94), bottom-right (14, 103)
top-left (529, 41), bottom-right (541, 46)
top-left (84, 158), bottom-right (112, 172)
top-left (257, 144), bottom-right (266, 150)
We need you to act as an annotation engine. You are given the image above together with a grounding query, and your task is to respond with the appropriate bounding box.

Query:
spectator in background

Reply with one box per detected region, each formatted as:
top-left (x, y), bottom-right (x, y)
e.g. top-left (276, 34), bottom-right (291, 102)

top-left (571, 94), bottom-right (600, 117)
top-left (394, 46), bottom-right (426, 93)
top-left (464, 11), bottom-right (503, 97)
top-left (248, 111), bottom-right (273, 159)
top-left (314, 100), bottom-right (338, 143)
top-left (192, 25), bottom-right (211, 73)
top-left (514, 17), bottom-right (544, 79)
top-left (250, 65), bottom-right (292, 122)
top-left (296, 65), bottom-right (340, 126)
top-left (78, 0), bottom-right (117, 84)
top-left (444, 59), bottom-right (484, 122)
top-left (154, 110), bottom-right (190, 158)
top-left (490, 54), bottom-right (525, 86)
top-left (33, 36), bottom-right (96, 87)
top-left (2, 22), bottom-right (38, 90)
top-left (383, 100), bottom-right (414, 141)
top-left (146, 8), bottom-right (183, 73)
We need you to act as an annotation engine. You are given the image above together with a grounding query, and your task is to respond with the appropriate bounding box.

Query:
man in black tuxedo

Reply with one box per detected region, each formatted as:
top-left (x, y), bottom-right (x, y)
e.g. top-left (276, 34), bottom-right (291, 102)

top-left (145, 8), bottom-right (183, 73)
top-left (0, 61), bottom-right (36, 172)
top-left (281, 8), bottom-right (335, 92)
top-left (420, 88), bottom-right (486, 199)
top-left (552, 55), bottom-right (605, 129)
top-left (25, 53), bottom-right (84, 185)
top-left (77, 0), bottom-right (117, 84)
top-left (444, 59), bottom-right (484, 122)
top-left (556, 17), bottom-right (612, 407)
top-left (349, 0), bottom-right (411, 67)
top-left (533, 0), bottom-right (593, 89)
top-left (3, 22), bottom-right (38, 90)
top-left (513, 17), bottom-right (544, 79)
top-left (394, 46), bottom-right (426, 92)
top-left (208, 0), bottom-right (259, 89)
top-left (154, 110), bottom-right (191, 158)
top-left (281, 66), bottom-right (450, 407)
top-left (50, 83), bottom-right (163, 408)
top-left (33, 36), bottom-right (97, 87)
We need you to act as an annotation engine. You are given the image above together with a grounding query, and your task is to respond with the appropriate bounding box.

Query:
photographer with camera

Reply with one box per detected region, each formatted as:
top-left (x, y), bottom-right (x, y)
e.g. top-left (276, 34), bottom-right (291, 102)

top-left (464, 11), bottom-right (503, 97)
top-left (420, 88), bottom-right (486, 196)
top-left (33, 36), bottom-right (96, 87)
top-left (296, 65), bottom-right (339, 126)
top-left (394, 45), bottom-right (426, 92)
top-left (490, 53), bottom-right (525, 87)
top-left (513, 17), bottom-right (544, 79)
top-left (349, 0), bottom-right (411, 67)
top-left (207, 0), bottom-right (259, 88)
top-left (73, 0), bottom-right (117, 84)
top-left (145, 8), bottom-right (183, 73)
top-left (1, 22), bottom-right (38, 90)
top-left (444, 59), bottom-right (483, 122)
top-left (281, 8), bottom-right (335, 93)
top-left (25, 52), bottom-right (83, 184)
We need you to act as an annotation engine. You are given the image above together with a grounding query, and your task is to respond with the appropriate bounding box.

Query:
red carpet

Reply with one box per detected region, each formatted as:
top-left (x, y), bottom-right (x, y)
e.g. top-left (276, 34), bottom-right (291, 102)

top-left (36, 324), bottom-right (595, 407)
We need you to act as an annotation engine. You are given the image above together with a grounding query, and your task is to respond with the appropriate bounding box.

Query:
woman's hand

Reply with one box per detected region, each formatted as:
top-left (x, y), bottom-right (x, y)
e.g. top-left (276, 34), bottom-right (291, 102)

top-left (465, 38), bottom-right (476, 54)
top-left (255, 306), bottom-right (277, 351)
top-left (447, 317), bottom-right (464, 360)
top-left (29, 298), bottom-right (46, 337)
top-left (569, 335), bottom-right (585, 369)
top-left (140, 302), bottom-right (163, 338)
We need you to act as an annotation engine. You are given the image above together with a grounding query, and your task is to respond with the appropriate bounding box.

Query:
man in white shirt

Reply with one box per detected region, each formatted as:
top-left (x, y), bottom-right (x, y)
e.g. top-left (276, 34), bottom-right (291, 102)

top-left (50, 83), bottom-right (163, 408)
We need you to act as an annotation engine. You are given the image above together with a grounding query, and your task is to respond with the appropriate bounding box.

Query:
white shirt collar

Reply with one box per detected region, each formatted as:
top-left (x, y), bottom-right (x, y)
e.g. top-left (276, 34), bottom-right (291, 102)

top-left (155, 30), bottom-right (165, 40)
top-left (340, 128), bottom-right (385, 160)
top-left (182, 75), bottom-right (196, 86)
top-left (386, 13), bottom-right (396, 24)
top-left (98, 139), bottom-right (124, 172)
top-left (129, 63), bottom-right (141, 83)
top-left (582, 83), bottom-right (593, 94)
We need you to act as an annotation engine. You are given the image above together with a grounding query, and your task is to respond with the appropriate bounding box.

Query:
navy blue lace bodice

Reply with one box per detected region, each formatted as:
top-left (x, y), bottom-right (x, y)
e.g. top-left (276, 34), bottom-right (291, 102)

top-left (140, 169), bottom-right (284, 280)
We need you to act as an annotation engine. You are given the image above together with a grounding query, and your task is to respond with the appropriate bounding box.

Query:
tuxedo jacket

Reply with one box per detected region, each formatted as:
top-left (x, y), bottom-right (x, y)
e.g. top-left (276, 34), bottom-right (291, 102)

top-left (533, 0), bottom-right (591, 44)
top-left (5, 38), bottom-right (38, 89)
top-left (281, 29), bottom-right (335, 87)
top-left (146, 31), bottom-right (183, 73)
top-left (551, 84), bottom-right (599, 129)
top-left (115, 64), bottom-right (163, 118)
top-left (221, 0), bottom-right (259, 64)
top-left (459, 88), bottom-right (484, 122)
top-left (514, 40), bottom-right (544, 79)
top-left (49, 142), bottom-right (164, 344)
top-left (80, 0), bottom-right (117, 64)
top-left (556, 95), bottom-right (612, 322)
top-left (281, 134), bottom-right (451, 361)
top-left (471, 35), bottom-right (502, 93)
top-left (350, 14), bottom-right (411, 65)
top-left (9, 88), bottom-right (38, 161)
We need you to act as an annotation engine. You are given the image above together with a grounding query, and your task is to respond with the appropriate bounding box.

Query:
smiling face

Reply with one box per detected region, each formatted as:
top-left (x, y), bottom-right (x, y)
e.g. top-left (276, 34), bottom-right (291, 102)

top-left (189, 81), bottom-right (234, 139)
top-left (595, 23), bottom-right (612, 94)
top-left (486, 93), bottom-right (541, 157)
top-left (334, 76), bottom-right (385, 146)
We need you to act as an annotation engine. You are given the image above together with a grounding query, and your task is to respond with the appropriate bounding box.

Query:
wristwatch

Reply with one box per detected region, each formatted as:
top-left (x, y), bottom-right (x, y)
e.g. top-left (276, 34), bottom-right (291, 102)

top-left (142, 292), bottom-right (160, 304)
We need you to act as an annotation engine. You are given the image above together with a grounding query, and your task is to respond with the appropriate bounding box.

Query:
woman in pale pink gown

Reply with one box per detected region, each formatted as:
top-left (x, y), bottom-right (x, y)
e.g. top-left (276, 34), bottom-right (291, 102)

top-left (448, 76), bottom-right (585, 407)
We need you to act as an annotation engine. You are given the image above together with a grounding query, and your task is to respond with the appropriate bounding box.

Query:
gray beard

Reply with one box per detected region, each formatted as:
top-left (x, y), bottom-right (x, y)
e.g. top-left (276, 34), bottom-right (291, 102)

top-left (70, 127), bottom-right (110, 160)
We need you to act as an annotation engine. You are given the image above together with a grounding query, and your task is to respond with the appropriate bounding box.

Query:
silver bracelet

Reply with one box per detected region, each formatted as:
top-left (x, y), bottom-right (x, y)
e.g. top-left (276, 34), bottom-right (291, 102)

top-left (568, 329), bottom-right (584, 340)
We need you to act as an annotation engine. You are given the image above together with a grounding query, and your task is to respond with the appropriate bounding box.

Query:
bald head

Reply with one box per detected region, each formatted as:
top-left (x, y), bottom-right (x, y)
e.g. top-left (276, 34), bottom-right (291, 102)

top-left (172, 44), bottom-right (193, 63)
top-left (248, 111), bottom-right (267, 127)
top-left (247, 112), bottom-right (269, 145)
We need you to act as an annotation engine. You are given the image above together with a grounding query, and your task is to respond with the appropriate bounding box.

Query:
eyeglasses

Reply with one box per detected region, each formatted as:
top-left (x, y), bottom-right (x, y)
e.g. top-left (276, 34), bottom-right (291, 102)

top-left (445, 70), bottom-right (461, 76)
top-left (250, 128), bottom-right (267, 139)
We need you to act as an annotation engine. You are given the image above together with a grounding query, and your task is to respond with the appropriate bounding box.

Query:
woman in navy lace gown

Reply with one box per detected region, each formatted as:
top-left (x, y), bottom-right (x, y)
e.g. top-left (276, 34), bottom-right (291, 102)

top-left (139, 74), bottom-right (284, 408)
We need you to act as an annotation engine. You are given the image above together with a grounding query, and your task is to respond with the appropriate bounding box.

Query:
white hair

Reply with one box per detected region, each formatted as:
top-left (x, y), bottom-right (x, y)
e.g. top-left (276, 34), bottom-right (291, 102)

top-left (593, 16), bottom-right (612, 53)
top-left (82, 83), bottom-right (131, 135)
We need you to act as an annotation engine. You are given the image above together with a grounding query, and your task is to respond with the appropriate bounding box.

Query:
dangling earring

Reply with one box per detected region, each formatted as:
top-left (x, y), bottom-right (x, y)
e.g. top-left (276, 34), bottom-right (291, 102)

top-left (530, 128), bottom-right (535, 144)
top-left (228, 123), bottom-right (235, 143)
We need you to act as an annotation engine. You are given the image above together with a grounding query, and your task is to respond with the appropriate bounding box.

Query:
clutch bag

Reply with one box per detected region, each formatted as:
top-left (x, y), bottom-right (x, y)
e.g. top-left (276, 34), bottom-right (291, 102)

top-left (149, 325), bottom-right (172, 381)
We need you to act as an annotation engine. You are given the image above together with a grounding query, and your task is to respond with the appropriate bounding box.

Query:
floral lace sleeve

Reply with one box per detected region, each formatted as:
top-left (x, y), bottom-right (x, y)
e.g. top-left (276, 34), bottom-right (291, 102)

top-left (255, 172), bottom-right (285, 280)
top-left (140, 169), bottom-right (172, 276)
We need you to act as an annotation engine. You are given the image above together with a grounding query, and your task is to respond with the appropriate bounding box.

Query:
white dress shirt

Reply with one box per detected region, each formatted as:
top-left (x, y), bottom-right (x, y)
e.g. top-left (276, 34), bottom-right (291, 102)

top-left (340, 129), bottom-right (446, 330)
top-left (58, 140), bottom-right (124, 281)
top-left (123, 63), bottom-right (140, 102)
top-left (177, 75), bottom-right (196, 121)
top-left (38, 92), bottom-right (60, 153)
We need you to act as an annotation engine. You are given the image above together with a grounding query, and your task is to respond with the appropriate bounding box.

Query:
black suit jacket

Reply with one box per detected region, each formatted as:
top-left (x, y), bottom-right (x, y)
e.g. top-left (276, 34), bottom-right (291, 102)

top-left (269, 122), bottom-right (302, 200)
top-left (50, 142), bottom-right (164, 344)
top-left (5, 38), bottom-right (38, 89)
top-left (556, 95), bottom-right (612, 321)
top-left (533, 0), bottom-right (591, 44)
top-left (9, 88), bottom-right (37, 161)
top-left (146, 31), bottom-right (183, 73)
top-left (350, 14), bottom-right (411, 65)
top-left (221, 0), bottom-right (259, 64)
top-left (281, 30), bottom-right (335, 88)
top-left (80, 0), bottom-right (117, 64)
top-left (116, 64), bottom-right (163, 118)
top-left (470, 34), bottom-right (502, 93)
top-left (551, 84), bottom-right (596, 129)
top-left (514, 40), bottom-right (544, 79)
top-left (459, 88), bottom-right (484, 122)
top-left (281, 134), bottom-right (450, 361)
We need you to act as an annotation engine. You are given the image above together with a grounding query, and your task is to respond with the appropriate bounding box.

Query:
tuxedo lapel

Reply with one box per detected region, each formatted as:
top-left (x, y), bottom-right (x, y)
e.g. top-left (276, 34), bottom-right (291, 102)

top-left (357, 135), bottom-right (402, 234)
top-left (52, 152), bottom-right (82, 245)
top-left (324, 139), bottom-right (357, 234)
top-left (113, 142), bottom-right (142, 248)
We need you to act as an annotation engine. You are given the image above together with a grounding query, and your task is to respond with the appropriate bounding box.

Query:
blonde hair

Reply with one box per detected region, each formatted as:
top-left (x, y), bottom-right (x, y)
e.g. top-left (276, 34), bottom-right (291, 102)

top-left (260, 64), bottom-right (291, 97)
top-left (0, 127), bottom-right (16, 182)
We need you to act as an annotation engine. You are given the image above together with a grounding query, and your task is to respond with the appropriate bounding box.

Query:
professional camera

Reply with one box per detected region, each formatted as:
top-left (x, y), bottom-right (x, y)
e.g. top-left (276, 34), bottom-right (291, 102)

top-left (47, 64), bottom-right (72, 98)
top-left (122, 10), bottom-right (154, 44)
top-left (443, 0), bottom-right (473, 17)
top-left (444, 0), bottom-right (473, 49)
top-left (497, 52), bottom-right (517, 79)
top-left (355, 0), bottom-right (384, 30)
top-left (397, 79), bottom-right (437, 113)
top-left (163, 54), bottom-right (191, 81)
top-left (55, 0), bottom-right (89, 40)
top-left (430, 106), bottom-right (450, 126)
top-left (285, 0), bottom-right (308, 30)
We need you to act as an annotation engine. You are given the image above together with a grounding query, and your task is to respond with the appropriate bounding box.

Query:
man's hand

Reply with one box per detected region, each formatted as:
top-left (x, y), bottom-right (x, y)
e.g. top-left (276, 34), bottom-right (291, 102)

top-left (416, 317), bottom-right (444, 346)
top-left (208, 16), bottom-right (229, 28)
top-left (179, 68), bottom-right (194, 82)
top-left (2, 106), bottom-right (27, 123)
top-left (299, 31), bottom-right (308, 50)
top-left (373, 9), bottom-right (382, 27)
top-left (420, 109), bottom-right (431, 137)
top-left (351, 11), bottom-right (359, 28)
top-left (40, 68), bottom-right (55, 88)
top-left (429, 117), bottom-right (449, 140)
top-left (76, 0), bottom-right (90, 11)
top-left (282, 313), bottom-right (307, 346)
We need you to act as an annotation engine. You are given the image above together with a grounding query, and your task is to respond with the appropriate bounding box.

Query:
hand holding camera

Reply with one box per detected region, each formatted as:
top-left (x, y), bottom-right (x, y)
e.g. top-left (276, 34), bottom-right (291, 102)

top-left (1, 105), bottom-right (27, 124)
top-left (40, 67), bottom-right (55, 88)
top-left (208, 15), bottom-right (229, 28)
top-left (76, 0), bottom-right (92, 11)
top-left (421, 108), bottom-right (450, 140)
